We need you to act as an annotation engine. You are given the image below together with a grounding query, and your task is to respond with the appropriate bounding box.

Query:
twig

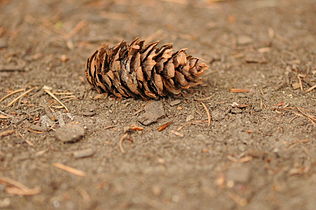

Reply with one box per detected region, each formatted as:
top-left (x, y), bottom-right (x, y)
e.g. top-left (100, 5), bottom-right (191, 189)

top-left (0, 110), bottom-right (13, 119)
top-left (296, 107), bottom-right (316, 125)
top-left (157, 121), bottom-right (173, 132)
top-left (201, 102), bottom-right (211, 126)
top-left (297, 75), bottom-right (303, 91)
top-left (0, 88), bottom-right (25, 103)
top-left (0, 130), bottom-right (15, 137)
top-left (0, 177), bottom-right (40, 196)
top-left (230, 88), bottom-right (250, 93)
top-left (306, 84), bottom-right (316, 93)
top-left (194, 95), bottom-right (212, 101)
top-left (64, 21), bottom-right (87, 40)
top-left (0, 67), bottom-right (25, 72)
top-left (119, 133), bottom-right (133, 153)
top-left (42, 86), bottom-right (69, 112)
top-left (53, 163), bottom-right (86, 177)
top-left (7, 88), bottom-right (36, 107)
top-left (170, 130), bottom-right (184, 137)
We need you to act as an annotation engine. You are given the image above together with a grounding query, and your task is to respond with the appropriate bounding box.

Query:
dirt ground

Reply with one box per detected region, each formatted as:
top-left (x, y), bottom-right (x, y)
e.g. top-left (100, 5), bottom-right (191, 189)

top-left (0, 0), bottom-right (316, 209)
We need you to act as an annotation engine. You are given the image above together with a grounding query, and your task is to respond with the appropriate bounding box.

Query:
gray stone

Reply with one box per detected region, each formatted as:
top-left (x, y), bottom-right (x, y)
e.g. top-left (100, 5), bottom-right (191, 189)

top-left (73, 148), bottom-right (95, 158)
top-left (138, 101), bottom-right (165, 126)
top-left (170, 100), bottom-right (181, 106)
top-left (55, 124), bottom-right (85, 143)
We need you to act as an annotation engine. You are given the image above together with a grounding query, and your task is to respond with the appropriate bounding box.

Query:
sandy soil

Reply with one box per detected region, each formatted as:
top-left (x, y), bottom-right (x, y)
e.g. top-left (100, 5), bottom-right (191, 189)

top-left (0, 0), bottom-right (316, 209)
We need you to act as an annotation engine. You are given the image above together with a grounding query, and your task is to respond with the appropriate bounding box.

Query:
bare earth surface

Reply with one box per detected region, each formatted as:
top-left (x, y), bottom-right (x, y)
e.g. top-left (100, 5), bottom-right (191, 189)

top-left (0, 0), bottom-right (316, 209)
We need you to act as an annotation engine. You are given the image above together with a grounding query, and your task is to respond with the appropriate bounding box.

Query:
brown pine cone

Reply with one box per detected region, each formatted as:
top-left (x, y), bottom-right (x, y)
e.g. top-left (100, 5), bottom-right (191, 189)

top-left (85, 38), bottom-right (208, 99)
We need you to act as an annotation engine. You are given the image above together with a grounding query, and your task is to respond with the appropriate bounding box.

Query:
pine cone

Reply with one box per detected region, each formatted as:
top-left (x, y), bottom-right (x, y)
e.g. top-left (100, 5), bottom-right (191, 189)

top-left (85, 38), bottom-right (208, 99)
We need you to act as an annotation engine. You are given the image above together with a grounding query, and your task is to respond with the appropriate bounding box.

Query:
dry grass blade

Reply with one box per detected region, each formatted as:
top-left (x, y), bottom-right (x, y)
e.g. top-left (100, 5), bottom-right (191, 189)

top-left (7, 88), bottom-right (36, 107)
top-left (43, 86), bottom-right (69, 112)
top-left (201, 102), bottom-right (211, 126)
top-left (0, 177), bottom-right (41, 196)
top-left (53, 163), bottom-right (86, 177)
top-left (0, 88), bottom-right (25, 103)
top-left (157, 121), bottom-right (173, 132)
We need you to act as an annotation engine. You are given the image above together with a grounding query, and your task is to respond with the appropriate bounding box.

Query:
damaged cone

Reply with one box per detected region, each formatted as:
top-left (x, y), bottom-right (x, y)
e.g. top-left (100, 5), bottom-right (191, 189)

top-left (85, 38), bottom-right (208, 99)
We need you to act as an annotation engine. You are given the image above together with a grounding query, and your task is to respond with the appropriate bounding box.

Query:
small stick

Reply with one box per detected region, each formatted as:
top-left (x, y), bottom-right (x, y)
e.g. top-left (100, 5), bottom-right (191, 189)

top-left (157, 121), bottom-right (173, 132)
top-left (194, 95), bottom-right (212, 101)
top-left (297, 75), bottom-right (303, 91)
top-left (201, 102), bottom-right (211, 126)
top-left (0, 88), bottom-right (25, 103)
top-left (119, 133), bottom-right (133, 153)
top-left (230, 88), bottom-right (250, 93)
top-left (43, 86), bottom-right (69, 112)
top-left (306, 84), bottom-right (316, 93)
top-left (0, 67), bottom-right (25, 72)
top-left (7, 88), bottom-right (36, 107)
top-left (170, 130), bottom-right (184, 137)
top-left (296, 107), bottom-right (316, 124)
top-left (0, 110), bottom-right (13, 119)
top-left (53, 163), bottom-right (86, 177)
top-left (0, 130), bottom-right (15, 137)
top-left (0, 176), bottom-right (40, 196)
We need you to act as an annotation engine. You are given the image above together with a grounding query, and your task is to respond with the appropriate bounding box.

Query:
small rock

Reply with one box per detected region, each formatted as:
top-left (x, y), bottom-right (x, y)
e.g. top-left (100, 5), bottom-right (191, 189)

top-left (60, 54), bottom-right (69, 62)
top-left (170, 100), bottom-right (181, 106)
top-left (0, 198), bottom-right (10, 208)
top-left (186, 114), bottom-right (194, 122)
top-left (55, 124), bottom-right (85, 143)
top-left (212, 109), bottom-right (225, 121)
top-left (291, 82), bottom-right (301, 90)
top-left (229, 107), bottom-right (243, 114)
top-left (40, 115), bottom-right (55, 129)
top-left (73, 148), bottom-right (95, 158)
top-left (245, 52), bottom-right (267, 64)
top-left (237, 35), bottom-right (253, 45)
top-left (0, 38), bottom-right (8, 49)
top-left (29, 124), bottom-right (50, 132)
top-left (56, 112), bottom-right (65, 127)
top-left (82, 111), bottom-right (96, 117)
top-left (138, 101), bottom-right (165, 126)
top-left (226, 165), bottom-right (251, 183)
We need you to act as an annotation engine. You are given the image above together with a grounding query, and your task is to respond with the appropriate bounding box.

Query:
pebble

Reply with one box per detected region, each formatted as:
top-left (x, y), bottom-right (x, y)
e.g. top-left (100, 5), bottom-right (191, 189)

top-left (29, 124), bottom-right (50, 132)
top-left (139, 101), bottom-right (165, 126)
top-left (73, 148), bottom-right (95, 158)
top-left (0, 38), bottom-right (8, 49)
top-left (226, 165), bottom-right (251, 183)
top-left (55, 124), bottom-right (85, 143)
top-left (82, 111), bottom-right (96, 117)
top-left (170, 100), bottom-right (181, 106)
top-left (185, 114), bottom-right (194, 122)
top-left (237, 35), bottom-right (253, 45)
top-left (245, 52), bottom-right (267, 64)
top-left (0, 198), bottom-right (10, 208)
top-left (40, 115), bottom-right (55, 129)
top-left (211, 109), bottom-right (225, 121)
